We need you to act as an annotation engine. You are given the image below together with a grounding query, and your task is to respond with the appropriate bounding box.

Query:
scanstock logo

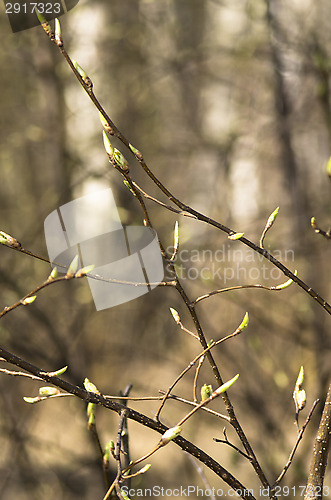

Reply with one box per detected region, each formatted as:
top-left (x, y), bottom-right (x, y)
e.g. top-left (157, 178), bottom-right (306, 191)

top-left (4, 0), bottom-right (79, 33)
top-left (44, 189), bottom-right (164, 311)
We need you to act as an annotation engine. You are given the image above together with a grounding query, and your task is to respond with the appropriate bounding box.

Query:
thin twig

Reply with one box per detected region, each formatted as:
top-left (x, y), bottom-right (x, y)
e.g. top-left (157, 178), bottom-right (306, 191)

top-left (103, 408), bottom-right (128, 500)
top-left (158, 390), bottom-right (230, 422)
top-left (193, 354), bottom-right (205, 402)
top-left (155, 325), bottom-right (243, 421)
top-left (1, 243), bottom-right (176, 289)
top-left (192, 282), bottom-right (293, 306)
top-left (119, 385), bottom-right (132, 491)
top-left (132, 181), bottom-right (198, 219)
top-left (274, 399), bottom-right (320, 486)
top-left (155, 342), bottom-right (216, 421)
top-left (311, 217), bottom-right (331, 240)
top-left (185, 453), bottom-right (217, 500)
top-left (0, 368), bottom-right (44, 381)
top-left (38, 19), bottom-right (285, 496)
top-left (214, 428), bottom-right (252, 461)
top-left (47, 15), bottom-right (331, 319)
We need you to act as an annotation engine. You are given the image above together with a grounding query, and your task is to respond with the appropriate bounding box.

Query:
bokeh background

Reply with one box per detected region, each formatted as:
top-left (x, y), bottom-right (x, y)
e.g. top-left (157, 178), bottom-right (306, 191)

top-left (0, 0), bottom-right (330, 498)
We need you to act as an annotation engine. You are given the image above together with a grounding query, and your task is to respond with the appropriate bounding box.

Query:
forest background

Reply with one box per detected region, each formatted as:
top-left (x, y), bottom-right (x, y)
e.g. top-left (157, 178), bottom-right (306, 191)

top-left (0, 0), bottom-right (330, 498)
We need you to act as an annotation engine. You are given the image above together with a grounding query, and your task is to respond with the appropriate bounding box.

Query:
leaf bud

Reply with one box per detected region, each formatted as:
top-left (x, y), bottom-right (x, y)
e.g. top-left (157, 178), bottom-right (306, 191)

top-left (238, 312), bottom-right (249, 331)
top-left (22, 296), bottom-right (37, 306)
top-left (66, 255), bottom-right (79, 279)
top-left (201, 384), bottom-right (213, 401)
top-left (0, 231), bottom-right (22, 249)
top-left (228, 232), bottom-right (244, 240)
top-left (113, 148), bottom-right (130, 173)
top-left (39, 386), bottom-right (60, 396)
top-left (159, 425), bottom-right (182, 446)
top-left (170, 307), bottom-right (180, 324)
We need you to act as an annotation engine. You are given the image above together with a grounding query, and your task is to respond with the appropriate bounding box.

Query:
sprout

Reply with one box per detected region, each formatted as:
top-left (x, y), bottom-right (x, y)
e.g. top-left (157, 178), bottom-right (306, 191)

top-left (228, 232), bottom-right (244, 240)
top-left (274, 270), bottom-right (297, 290)
top-left (0, 231), bottom-right (22, 249)
top-left (75, 265), bottom-right (95, 278)
top-left (201, 384), bottom-right (213, 401)
top-left (113, 148), bottom-right (130, 172)
top-left (39, 387), bottom-right (60, 396)
top-left (66, 255), bottom-right (79, 278)
top-left (54, 18), bottom-right (63, 46)
top-left (238, 312), bottom-right (249, 331)
top-left (170, 307), bottom-right (180, 324)
top-left (215, 374), bottom-right (239, 395)
top-left (48, 267), bottom-right (58, 280)
top-left (102, 130), bottom-right (113, 156)
top-left (266, 206), bottom-right (279, 229)
top-left (22, 296), bottom-right (37, 306)
top-left (160, 425), bottom-right (182, 446)
top-left (84, 378), bottom-right (100, 395)
top-left (173, 221), bottom-right (179, 253)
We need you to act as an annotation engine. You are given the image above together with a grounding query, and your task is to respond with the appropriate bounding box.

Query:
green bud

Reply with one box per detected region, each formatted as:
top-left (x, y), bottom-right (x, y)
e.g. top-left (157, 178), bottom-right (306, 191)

top-left (238, 312), bottom-right (249, 331)
top-left (35, 7), bottom-right (46, 24)
top-left (73, 60), bottom-right (88, 80)
top-left (0, 231), bottom-right (22, 249)
top-left (73, 60), bottom-right (93, 89)
top-left (39, 386), bottom-right (60, 396)
top-left (129, 143), bottom-right (143, 160)
top-left (274, 270), bottom-right (297, 290)
top-left (84, 378), bottom-right (100, 394)
top-left (54, 18), bottom-right (63, 46)
top-left (201, 384), bottom-right (213, 401)
top-left (160, 425), bottom-right (182, 446)
top-left (35, 8), bottom-right (53, 36)
top-left (23, 396), bottom-right (39, 404)
top-left (293, 366), bottom-right (307, 415)
top-left (266, 206), bottom-right (279, 229)
top-left (137, 464), bottom-right (151, 474)
top-left (48, 267), bottom-right (58, 280)
top-left (296, 389), bottom-right (306, 411)
top-left (296, 366), bottom-right (304, 387)
top-left (228, 232), bottom-right (244, 240)
top-left (311, 217), bottom-right (318, 231)
top-left (170, 307), bottom-right (180, 324)
top-left (173, 221), bottom-right (179, 253)
top-left (215, 374), bottom-right (239, 395)
top-left (75, 264), bottom-right (95, 278)
top-left (113, 148), bottom-right (130, 172)
top-left (123, 180), bottom-right (136, 196)
top-left (66, 255), bottom-right (79, 278)
top-left (99, 112), bottom-right (109, 128)
top-left (49, 365), bottom-right (68, 376)
top-left (22, 296), bottom-right (36, 306)
top-left (129, 143), bottom-right (139, 155)
top-left (102, 130), bottom-right (114, 156)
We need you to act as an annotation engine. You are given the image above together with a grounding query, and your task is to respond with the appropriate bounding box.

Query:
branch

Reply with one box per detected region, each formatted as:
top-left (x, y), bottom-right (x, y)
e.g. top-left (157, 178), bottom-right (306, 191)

top-left (304, 385), bottom-right (331, 500)
top-left (0, 344), bottom-right (255, 498)
top-left (43, 17), bottom-right (331, 317)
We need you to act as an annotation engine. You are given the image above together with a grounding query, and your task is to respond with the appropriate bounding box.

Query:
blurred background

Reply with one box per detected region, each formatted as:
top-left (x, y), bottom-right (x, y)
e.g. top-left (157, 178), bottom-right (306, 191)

top-left (0, 0), bottom-right (330, 498)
